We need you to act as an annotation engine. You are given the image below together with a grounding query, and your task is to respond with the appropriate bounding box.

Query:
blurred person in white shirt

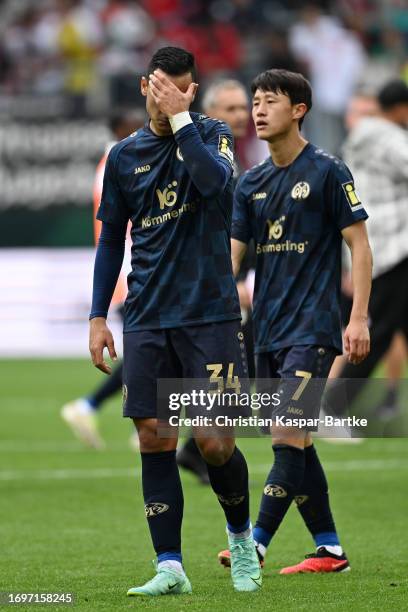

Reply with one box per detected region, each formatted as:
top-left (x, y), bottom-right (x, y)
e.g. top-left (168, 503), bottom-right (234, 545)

top-left (327, 79), bottom-right (408, 421)
top-left (289, 3), bottom-right (366, 154)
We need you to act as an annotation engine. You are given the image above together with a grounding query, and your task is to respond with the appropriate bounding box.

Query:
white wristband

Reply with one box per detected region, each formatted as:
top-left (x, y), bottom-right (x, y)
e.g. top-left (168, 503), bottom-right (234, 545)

top-left (169, 111), bottom-right (193, 133)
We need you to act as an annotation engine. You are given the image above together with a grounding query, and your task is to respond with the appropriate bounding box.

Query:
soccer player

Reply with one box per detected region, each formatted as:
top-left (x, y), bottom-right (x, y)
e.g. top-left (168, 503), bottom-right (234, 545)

top-left (177, 79), bottom-right (257, 483)
top-left (62, 111), bottom-right (143, 450)
top-left (89, 47), bottom-right (261, 596)
top-left (218, 69), bottom-right (372, 573)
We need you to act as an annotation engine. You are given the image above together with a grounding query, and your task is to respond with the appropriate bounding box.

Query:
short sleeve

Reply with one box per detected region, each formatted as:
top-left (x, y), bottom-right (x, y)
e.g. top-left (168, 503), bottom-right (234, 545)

top-left (326, 161), bottom-right (368, 231)
top-left (232, 176), bottom-right (252, 244)
top-left (96, 147), bottom-right (129, 226)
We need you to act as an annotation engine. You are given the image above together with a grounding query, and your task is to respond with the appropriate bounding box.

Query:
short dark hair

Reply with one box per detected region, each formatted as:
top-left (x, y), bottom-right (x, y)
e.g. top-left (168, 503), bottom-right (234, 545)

top-left (147, 46), bottom-right (197, 81)
top-left (251, 69), bottom-right (312, 128)
top-left (378, 79), bottom-right (408, 110)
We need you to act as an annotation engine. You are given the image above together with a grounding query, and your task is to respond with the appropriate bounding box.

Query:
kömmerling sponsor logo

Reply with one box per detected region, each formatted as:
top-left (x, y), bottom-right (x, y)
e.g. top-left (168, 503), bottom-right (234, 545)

top-left (256, 239), bottom-right (307, 254)
top-left (141, 201), bottom-right (197, 228)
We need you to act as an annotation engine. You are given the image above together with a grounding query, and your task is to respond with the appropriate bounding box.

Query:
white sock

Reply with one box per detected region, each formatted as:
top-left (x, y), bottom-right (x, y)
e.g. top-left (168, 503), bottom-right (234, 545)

top-left (254, 541), bottom-right (266, 559)
top-left (158, 560), bottom-right (184, 574)
top-left (227, 523), bottom-right (252, 540)
top-left (319, 544), bottom-right (343, 556)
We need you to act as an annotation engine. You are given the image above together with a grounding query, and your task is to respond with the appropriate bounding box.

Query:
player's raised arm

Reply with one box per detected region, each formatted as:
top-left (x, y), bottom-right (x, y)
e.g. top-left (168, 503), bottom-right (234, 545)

top-left (341, 221), bottom-right (372, 364)
top-left (149, 69), bottom-right (234, 198)
top-left (89, 147), bottom-right (129, 374)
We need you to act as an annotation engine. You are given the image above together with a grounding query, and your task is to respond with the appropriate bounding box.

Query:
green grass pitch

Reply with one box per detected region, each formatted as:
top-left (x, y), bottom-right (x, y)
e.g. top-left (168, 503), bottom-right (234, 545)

top-left (1, 359), bottom-right (407, 611)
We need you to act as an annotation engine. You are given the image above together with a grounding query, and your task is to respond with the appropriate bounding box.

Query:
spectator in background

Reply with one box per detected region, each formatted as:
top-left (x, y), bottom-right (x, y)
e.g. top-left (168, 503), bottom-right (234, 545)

top-left (289, 3), bottom-right (366, 154)
top-left (1, 0), bottom-right (406, 121)
top-left (2, 5), bottom-right (61, 95)
top-left (344, 91), bottom-right (379, 131)
top-left (201, 78), bottom-right (267, 173)
top-left (99, 0), bottom-right (156, 106)
top-left (57, 0), bottom-right (103, 115)
top-left (327, 79), bottom-right (408, 420)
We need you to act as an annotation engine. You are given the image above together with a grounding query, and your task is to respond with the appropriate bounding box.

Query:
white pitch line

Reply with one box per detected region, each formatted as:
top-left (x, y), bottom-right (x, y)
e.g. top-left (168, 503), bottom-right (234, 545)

top-left (0, 441), bottom-right (130, 453)
top-left (0, 459), bottom-right (408, 482)
top-left (0, 467), bottom-right (138, 481)
top-left (0, 439), bottom-right (406, 454)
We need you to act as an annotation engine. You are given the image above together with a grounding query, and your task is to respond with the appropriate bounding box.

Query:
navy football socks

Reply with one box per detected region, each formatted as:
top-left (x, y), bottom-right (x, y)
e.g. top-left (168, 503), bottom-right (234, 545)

top-left (254, 444), bottom-right (305, 548)
top-left (295, 444), bottom-right (340, 548)
top-left (206, 446), bottom-right (250, 532)
top-left (141, 450), bottom-right (183, 562)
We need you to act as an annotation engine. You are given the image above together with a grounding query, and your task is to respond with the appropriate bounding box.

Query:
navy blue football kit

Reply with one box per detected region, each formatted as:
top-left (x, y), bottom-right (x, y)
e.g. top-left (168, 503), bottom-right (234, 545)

top-left (91, 113), bottom-right (247, 418)
top-left (231, 141), bottom-right (369, 564)
top-left (232, 143), bottom-right (368, 356)
top-left (232, 144), bottom-right (368, 422)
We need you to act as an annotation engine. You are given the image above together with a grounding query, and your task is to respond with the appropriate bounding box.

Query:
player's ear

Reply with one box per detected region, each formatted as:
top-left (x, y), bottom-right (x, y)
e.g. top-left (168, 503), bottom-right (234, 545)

top-left (188, 82), bottom-right (199, 102)
top-left (140, 77), bottom-right (148, 97)
top-left (293, 103), bottom-right (307, 123)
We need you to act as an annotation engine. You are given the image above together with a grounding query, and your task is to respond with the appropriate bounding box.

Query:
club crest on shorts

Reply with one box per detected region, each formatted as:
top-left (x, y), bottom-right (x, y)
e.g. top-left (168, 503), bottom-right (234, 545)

top-left (291, 181), bottom-right (310, 200)
top-left (122, 384), bottom-right (128, 405)
top-left (145, 502), bottom-right (169, 517)
top-left (264, 484), bottom-right (287, 498)
top-left (176, 147), bottom-right (184, 161)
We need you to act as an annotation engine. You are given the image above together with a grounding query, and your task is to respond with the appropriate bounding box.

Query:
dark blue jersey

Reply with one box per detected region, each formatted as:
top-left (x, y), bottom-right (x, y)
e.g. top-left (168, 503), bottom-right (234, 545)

top-left (232, 144), bottom-right (368, 354)
top-left (96, 112), bottom-right (241, 331)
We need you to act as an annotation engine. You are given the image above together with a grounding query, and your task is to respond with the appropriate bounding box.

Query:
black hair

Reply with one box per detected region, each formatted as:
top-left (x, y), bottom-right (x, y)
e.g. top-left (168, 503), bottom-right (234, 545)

top-left (251, 69), bottom-right (312, 128)
top-left (147, 46), bottom-right (197, 81)
top-left (378, 79), bottom-right (408, 111)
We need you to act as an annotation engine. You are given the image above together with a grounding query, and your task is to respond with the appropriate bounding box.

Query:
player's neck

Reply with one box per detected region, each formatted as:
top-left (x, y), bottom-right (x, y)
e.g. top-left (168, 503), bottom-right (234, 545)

top-left (267, 131), bottom-right (308, 168)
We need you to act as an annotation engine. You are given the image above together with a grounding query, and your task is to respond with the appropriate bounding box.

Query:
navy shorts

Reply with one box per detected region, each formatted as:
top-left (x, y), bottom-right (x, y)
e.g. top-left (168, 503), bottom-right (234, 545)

top-left (256, 345), bottom-right (337, 424)
top-left (122, 320), bottom-right (248, 418)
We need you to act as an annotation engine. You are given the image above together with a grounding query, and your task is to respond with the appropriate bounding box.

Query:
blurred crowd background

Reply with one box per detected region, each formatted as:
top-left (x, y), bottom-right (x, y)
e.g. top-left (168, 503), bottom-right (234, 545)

top-left (0, 0), bottom-right (407, 357)
top-left (1, 0), bottom-right (407, 115)
top-left (1, 0), bottom-right (407, 244)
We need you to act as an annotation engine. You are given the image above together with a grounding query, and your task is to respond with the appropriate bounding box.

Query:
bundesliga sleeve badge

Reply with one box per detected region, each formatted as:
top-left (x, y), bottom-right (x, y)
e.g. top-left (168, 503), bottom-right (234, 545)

top-left (342, 181), bottom-right (364, 211)
top-left (218, 135), bottom-right (234, 166)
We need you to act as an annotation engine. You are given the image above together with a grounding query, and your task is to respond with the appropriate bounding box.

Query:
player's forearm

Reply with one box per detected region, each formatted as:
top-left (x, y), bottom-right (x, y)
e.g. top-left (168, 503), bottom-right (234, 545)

top-left (349, 240), bottom-right (372, 321)
top-left (231, 238), bottom-right (248, 277)
top-left (89, 222), bottom-right (126, 320)
top-left (171, 116), bottom-right (230, 198)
